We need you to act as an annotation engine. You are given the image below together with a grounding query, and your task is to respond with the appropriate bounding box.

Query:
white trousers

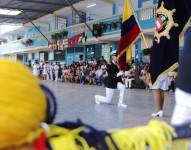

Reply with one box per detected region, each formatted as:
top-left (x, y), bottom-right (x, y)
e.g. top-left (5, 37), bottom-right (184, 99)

top-left (171, 88), bottom-right (191, 125)
top-left (125, 78), bottom-right (134, 88)
top-left (46, 72), bottom-right (50, 80)
top-left (50, 72), bottom-right (54, 81)
top-left (95, 82), bottom-right (125, 105)
top-left (55, 71), bottom-right (59, 81)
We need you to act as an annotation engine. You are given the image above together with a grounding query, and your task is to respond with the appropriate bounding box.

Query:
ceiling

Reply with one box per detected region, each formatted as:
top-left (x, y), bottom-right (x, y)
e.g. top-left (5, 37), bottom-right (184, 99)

top-left (0, 0), bottom-right (83, 24)
top-left (35, 0), bottom-right (113, 23)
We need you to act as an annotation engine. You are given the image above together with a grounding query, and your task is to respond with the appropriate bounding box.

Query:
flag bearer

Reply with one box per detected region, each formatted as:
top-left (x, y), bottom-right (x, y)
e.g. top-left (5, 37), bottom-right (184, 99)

top-left (95, 51), bottom-right (128, 108)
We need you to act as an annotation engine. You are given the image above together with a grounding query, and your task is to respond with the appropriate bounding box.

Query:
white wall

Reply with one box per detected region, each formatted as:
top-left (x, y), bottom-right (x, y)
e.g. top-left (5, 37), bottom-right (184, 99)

top-left (28, 53), bottom-right (32, 60)
top-left (115, 0), bottom-right (138, 14)
top-left (34, 52), bottom-right (39, 60)
top-left (48, 51), bottom-right (54, 61)
top-left (142, 0), bottom-right (153, 7)
top-left (141, 35), bottom-right (153, 49)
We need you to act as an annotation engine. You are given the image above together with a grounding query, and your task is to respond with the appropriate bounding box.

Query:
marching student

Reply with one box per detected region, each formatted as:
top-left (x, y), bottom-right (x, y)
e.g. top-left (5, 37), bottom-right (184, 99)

top-left (43, 61), bottom-right (50, 80)
top-left (95, 51), bottom-right (128, 108)
top-left (49, 62), bottom-right (54, 81)
top-left (54, 62), bottom-right (59, 82)
top-left (32, 60), bottom-right (40, 77)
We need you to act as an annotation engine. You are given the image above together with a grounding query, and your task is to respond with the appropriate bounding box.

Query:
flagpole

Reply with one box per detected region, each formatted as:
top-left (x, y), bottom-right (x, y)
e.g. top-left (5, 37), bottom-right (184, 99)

top-left (129, 0), bottom-right (149, 49)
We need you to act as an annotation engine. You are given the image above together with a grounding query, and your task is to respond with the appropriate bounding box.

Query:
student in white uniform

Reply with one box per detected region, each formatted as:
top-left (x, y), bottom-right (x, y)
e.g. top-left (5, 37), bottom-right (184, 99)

top-left (32, 61), bottom-right (40, 77)
top-left (49, 63), bottom-right (54, 81)
top-left (95, 51), bottom-right (127, 108)
top-left (43, 61), bottom-right (50, 80)
top-left (124, 67), bottom-right (135, 88)
top-left (54, 62), bottom-right (59, 82)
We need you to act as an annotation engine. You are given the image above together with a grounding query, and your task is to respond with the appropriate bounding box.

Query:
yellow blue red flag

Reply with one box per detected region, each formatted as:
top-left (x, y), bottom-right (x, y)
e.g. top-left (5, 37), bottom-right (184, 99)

top-left (117, 0), bottom-right (141, 71)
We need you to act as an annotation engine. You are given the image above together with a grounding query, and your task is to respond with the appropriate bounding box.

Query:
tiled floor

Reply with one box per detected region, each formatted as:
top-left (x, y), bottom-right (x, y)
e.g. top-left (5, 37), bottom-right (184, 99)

top-left (42, 81), bottom-right (175, 130)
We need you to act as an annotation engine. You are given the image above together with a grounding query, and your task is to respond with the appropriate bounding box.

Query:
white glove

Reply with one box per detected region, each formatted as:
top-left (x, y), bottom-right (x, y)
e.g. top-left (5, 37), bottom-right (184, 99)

top-left (117, 71), bottom-right (123, 77)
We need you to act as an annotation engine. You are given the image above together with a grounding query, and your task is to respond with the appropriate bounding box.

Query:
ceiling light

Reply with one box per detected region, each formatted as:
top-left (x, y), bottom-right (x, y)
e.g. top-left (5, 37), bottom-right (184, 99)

top-left (0, 9), bottom-right (21, 16)
top-left (0, 24), bottom-right (23, 34)
top-left (86, 3), bottom-right (96, 8)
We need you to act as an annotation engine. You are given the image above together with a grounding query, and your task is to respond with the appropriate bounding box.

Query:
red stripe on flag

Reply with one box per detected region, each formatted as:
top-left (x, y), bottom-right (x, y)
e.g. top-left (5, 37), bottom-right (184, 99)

top-left (118, 24), bottom-right (140, 70)
top-left (118, 24), bottom-right (140, 52)
top-left (118, 51), bottom-right (128, 71)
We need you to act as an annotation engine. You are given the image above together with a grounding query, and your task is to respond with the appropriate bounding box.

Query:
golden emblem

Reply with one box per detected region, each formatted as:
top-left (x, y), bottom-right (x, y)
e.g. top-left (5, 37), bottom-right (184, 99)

top-left (154, 1), bottom-right (179, 43)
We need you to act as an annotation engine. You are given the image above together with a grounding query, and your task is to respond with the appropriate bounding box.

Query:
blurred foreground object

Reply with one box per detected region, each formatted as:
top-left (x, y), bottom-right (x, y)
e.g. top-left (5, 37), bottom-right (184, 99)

top-left (0, 60), bottom-right (47, 149)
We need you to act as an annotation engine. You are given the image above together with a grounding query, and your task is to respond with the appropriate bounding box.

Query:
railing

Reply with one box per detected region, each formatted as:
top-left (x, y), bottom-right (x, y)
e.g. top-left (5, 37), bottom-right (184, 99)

top-left (28, 5), bottom-right (157, 39)
top-left (0, 5), bottom-right (157, 47)
top-left (137, 5), bottom-right (157, 21)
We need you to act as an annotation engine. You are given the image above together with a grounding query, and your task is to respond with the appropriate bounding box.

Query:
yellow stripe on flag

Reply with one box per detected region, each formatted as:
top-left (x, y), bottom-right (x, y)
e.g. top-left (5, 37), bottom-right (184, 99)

top-left (126, 47), bottom-right (132, 65)
top-left (122, 0), bottom-right (133, 22)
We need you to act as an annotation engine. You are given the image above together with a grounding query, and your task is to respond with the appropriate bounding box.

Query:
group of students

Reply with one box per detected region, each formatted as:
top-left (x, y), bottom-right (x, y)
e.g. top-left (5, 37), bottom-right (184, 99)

top-left (32, 61), bottom-right (62, 81)
top-left (61, 61), bottom-right (108, 85)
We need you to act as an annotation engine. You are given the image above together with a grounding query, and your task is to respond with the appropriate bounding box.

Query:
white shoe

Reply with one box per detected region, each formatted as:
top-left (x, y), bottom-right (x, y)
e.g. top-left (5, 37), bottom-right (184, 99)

top-left (118, 103), bottom-right (128, 108)
top-left (152, 111), bottom-right (163, 118)
top-left (95, 95), bottom-right (100, 104)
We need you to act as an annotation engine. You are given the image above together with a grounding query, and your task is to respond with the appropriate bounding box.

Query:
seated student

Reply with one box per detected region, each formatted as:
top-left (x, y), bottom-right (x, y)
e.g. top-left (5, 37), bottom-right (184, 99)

top-left (62, 66), bottom-right (67, 82)
top-left (66, 67), bottom-right (73, 82)
top-left (81, 66), bottom-right (90, 84)
top-left (87, 67), bottom-right (95, 85)
top-left (101, 69), bottom-right (108, 86)
top-left (139, 66), bottom-right (147, 86)
top-left (93, 66), bottom-right (103, 85)
top-left (71, 67), bottom-right (77, 83)
top-left (74, 67), bottom-right (82, 83)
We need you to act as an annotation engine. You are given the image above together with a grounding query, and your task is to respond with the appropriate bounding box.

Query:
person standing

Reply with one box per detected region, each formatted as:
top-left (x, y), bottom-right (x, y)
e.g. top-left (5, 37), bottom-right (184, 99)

top-left (95, 51), bottom-right (127, 108)
top-left (43, 61), bottom-right (50, 80)
top-left (32, 61), bottom-right (40, 77)
top-left (49, 62), bottom-right (54, 81)
top-left (54, 62), bottom-right (59, 82)
top-left (148, 0), bottom-right (190, 118)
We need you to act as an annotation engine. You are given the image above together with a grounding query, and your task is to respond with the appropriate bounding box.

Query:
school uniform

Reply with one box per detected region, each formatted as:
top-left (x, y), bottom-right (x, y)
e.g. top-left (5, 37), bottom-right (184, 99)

top-left (95, 61), bottom-right (127, 108)
top-left (54, 65), bottom-right (59, 81)
top-left (33, 64), bottom-right (40, 77)
top-left (49, 65), bottom-right (54, 81)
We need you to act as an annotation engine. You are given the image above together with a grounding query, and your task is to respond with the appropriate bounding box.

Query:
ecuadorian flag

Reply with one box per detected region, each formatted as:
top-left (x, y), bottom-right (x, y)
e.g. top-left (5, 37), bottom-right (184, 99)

top-left (117, 0), bottom-right (141, 71)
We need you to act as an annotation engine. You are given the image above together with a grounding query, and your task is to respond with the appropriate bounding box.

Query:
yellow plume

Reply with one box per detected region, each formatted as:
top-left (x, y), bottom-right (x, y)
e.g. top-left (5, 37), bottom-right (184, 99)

top-left (0, 60), bottom-right (46, 149)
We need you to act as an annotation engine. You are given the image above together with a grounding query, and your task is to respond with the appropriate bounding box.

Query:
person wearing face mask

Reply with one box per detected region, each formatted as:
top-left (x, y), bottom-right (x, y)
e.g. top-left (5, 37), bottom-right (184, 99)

top-left (95, 51), bottom-right (128, 108)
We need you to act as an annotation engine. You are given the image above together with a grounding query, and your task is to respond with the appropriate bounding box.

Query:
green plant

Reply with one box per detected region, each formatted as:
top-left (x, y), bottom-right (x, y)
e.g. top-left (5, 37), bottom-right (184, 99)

top-left (51, 33), bottom-right (57, 40)
top-left (21, 39), bottom-right (33, 46)
top-left (51, 30), bottom-right (68, 40)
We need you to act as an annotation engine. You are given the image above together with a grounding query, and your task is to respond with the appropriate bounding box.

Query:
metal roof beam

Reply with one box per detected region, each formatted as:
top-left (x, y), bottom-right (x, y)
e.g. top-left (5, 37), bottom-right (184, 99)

top-left (0, 15), bottom-right (34, 20)
top-left (17, 0), bottom-right (68, 6)
top-left (0, 6), bottom-right (53, 13)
